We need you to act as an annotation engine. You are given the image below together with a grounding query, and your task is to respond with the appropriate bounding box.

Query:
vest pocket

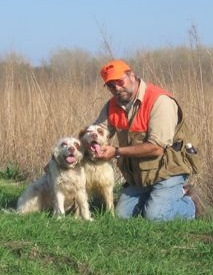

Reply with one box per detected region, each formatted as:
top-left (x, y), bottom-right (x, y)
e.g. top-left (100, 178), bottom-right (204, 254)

top-left (138, 157), bottom-right (161, 186)
top-left (158, 146), bottom-right (195, 183)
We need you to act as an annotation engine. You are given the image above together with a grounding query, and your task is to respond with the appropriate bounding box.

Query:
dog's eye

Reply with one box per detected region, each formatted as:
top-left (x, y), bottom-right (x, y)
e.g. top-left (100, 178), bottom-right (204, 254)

top-left (97, 128), bottom-right (104, 136)
top-left (74, 142), bottom-right (80, 150)
top-left (61, 142), bottom-right (68, 147)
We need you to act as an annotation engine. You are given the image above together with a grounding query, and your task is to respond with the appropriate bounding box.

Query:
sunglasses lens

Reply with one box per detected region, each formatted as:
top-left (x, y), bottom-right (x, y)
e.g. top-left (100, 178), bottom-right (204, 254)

top-left (117, 79), bottom-right (125, 86)
top-left (107, 79), bottom-right (125, 90)
top-left (107, 83), bottom-right (115, 90)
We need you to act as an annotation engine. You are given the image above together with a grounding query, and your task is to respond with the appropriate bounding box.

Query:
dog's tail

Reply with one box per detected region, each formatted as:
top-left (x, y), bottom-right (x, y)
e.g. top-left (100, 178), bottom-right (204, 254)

top-left (1, 208), bottom-right (16, 214)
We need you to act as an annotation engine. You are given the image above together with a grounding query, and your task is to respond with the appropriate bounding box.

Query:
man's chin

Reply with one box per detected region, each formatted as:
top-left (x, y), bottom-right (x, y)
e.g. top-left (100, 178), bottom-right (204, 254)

top-left (116, 96), bottom-right (131, 105)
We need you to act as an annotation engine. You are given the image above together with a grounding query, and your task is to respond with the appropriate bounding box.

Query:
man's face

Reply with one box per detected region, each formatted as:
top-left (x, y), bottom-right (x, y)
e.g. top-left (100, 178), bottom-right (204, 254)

top-left (106, 73), bottom-right (136, 105)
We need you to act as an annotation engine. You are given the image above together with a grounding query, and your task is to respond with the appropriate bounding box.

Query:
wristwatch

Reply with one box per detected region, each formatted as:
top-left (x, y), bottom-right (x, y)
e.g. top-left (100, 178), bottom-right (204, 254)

top-left (114, 147), bottom-right (121, 159)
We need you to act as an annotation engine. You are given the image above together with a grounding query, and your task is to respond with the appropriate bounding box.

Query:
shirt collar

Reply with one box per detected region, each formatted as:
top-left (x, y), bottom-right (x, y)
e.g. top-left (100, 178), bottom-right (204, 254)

top-left (115, 78), bottom-right (147, 110)
top-left (136, 78), bottom-right (147, 102)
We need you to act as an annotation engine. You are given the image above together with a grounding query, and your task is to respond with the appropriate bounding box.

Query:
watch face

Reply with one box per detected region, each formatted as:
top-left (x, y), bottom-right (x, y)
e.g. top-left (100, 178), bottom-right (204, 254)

top-left (115, 147), bottom-right (120, 159)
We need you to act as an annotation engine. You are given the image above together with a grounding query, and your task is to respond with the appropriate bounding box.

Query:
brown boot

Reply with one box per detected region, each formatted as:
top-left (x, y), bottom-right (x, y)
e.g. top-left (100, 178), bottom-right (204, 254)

top-left (183, 184), bottom-right (208, 218)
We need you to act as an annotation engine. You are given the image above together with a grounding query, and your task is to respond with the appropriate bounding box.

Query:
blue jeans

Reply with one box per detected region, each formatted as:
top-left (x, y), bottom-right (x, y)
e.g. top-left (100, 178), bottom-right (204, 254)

top-left (115, 175), bottom-right (195, 221)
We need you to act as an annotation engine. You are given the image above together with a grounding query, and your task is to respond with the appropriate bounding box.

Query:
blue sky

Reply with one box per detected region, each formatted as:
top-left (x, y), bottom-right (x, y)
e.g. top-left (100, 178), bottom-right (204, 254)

top-left (0, 0), bottom-right (212, 65)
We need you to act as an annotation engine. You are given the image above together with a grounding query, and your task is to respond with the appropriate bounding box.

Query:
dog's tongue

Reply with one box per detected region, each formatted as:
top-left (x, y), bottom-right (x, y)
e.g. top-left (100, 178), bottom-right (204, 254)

top-left (66, 156), bottom-right (76, 164)
top-left (91, 143), bottom-right (101, 156)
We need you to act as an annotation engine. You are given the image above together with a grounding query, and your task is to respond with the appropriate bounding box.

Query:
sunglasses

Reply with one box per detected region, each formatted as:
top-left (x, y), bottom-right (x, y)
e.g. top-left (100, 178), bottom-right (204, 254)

top-left (106, 76), bottom-right (128, 90)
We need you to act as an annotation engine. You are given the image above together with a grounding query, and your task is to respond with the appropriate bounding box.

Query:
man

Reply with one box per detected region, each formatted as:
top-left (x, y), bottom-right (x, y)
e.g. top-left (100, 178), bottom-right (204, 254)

top-left (94, 59), bottom-right (201, 221)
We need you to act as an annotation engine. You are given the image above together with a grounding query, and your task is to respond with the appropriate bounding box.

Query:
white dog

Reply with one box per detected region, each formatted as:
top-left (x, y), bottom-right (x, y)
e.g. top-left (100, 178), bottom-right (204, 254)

top-left (17, 137), bottom-right (92, 220)
top-left (79, 125), bottom-right (115, 215)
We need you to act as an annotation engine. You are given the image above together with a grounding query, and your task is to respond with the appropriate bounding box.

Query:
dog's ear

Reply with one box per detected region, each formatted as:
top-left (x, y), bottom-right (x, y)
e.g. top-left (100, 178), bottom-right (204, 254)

top-left (104, 128), bottom-right (111, 141)
top-left (44, 162), bottom-right (49, 173)
top-left (52, 140), bottom-right (60, 160)
top-left (78, 127), bottom-right (87, 139)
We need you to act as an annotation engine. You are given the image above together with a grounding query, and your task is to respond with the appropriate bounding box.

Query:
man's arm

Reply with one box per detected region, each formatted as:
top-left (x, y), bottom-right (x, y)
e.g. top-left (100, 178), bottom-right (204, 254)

top-left (97, 95), bottom-right (178, 160)
top-left (98, 142), bottom-right (164, 160)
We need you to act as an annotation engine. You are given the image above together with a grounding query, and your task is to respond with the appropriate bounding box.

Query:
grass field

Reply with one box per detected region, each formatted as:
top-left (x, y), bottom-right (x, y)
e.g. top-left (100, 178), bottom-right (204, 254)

top-left (0, 180), bottom-right (213, 275)
top-left (1, 38), bottom-right (213, 274)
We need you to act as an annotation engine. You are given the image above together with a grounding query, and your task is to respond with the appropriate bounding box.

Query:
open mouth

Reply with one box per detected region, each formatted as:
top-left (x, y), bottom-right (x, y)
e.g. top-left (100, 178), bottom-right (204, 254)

top-left (90, 141), bottom-right (101, 155)
top-left (64, 154), bottom-right (76, 164)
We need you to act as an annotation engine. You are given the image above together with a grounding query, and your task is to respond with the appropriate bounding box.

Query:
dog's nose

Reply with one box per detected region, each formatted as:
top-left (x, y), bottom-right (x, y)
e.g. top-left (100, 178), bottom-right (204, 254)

top-left (68, 146), bottom-right (75, 153)
top-left (91, 133), bottom-right (98, 139)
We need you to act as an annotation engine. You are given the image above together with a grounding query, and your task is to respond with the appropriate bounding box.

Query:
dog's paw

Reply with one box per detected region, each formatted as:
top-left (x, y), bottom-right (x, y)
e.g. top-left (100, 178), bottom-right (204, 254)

top-left (54, 213), bottom-right (65, 220)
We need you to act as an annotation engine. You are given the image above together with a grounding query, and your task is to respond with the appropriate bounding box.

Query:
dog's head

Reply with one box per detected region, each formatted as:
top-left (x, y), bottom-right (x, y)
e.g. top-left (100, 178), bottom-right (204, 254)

top-left (79, 125), bottom-right (110, 160)
top-left (53, 137), bottom-right (84, 169)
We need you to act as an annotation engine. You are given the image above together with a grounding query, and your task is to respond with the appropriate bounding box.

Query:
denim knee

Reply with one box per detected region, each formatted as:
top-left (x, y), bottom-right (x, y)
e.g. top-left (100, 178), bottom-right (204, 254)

top-left (143, 204), bottom-right (165, 221)
top-left (143, 194), bottom-right (196, 221)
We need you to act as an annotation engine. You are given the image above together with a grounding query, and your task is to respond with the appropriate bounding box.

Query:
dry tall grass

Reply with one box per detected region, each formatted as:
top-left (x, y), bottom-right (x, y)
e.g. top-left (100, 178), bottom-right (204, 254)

top-left (0, 45), bottom-right (213, 205)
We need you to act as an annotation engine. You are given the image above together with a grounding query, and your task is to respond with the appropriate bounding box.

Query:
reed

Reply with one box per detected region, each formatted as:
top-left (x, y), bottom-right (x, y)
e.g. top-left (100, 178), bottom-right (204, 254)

top-left (0, 45), bottom-right (212, 204)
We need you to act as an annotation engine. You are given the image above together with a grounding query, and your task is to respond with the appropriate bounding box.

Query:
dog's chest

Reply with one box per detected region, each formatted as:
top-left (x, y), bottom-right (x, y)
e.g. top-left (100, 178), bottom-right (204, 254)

top-left (53, 166), bottom-right (86, 189)
top-left (84, 161), bottom-right (114, 187)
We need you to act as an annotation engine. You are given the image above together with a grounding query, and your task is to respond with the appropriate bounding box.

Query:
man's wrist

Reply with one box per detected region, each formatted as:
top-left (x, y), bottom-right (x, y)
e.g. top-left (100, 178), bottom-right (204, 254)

top-left (114, 147), bottom-right (121, 159)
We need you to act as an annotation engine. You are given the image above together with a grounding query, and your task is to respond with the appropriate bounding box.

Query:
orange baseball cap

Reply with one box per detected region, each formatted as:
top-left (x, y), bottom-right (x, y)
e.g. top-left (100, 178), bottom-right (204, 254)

top-left (100, 60), bottom-right (131, 83)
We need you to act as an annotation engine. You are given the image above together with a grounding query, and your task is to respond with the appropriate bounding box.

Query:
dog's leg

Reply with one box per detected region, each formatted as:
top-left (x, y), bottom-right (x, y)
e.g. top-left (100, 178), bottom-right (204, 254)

top-left (74, 204), bottom-right (80, 219)
top-left (17, 185), bottom-right (41, 214)
top-left (17, 195), bottom-right (40, 213)
top-left (76, 191), bottom-right (93, 221)
top-left (53, 191), bottom-right (65, 218)
top-left (102, 186), bottom-right (115, 216)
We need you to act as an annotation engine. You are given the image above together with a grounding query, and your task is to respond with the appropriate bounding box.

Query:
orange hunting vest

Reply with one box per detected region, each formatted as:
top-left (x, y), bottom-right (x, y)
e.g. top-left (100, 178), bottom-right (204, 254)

top-left (108, 83), bottom-right (173, 131)
top-left (107, 83), bottom-right (200, 186)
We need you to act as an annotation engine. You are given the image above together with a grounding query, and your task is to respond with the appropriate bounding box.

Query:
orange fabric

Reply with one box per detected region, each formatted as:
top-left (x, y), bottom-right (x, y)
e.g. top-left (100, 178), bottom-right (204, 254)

top-left (108, 83), bottom-right (173, 132)
top-left (100, 60), bottom-right (130, 83)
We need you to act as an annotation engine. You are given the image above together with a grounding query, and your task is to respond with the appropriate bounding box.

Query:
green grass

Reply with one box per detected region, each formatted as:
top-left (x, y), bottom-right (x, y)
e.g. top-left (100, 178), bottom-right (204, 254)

top-left (0, 180), bottom-right (213, 275)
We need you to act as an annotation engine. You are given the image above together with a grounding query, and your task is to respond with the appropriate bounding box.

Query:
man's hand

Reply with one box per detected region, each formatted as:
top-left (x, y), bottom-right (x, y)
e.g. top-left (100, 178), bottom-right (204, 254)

top-left (96, 145), bottom-right (116, 160)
